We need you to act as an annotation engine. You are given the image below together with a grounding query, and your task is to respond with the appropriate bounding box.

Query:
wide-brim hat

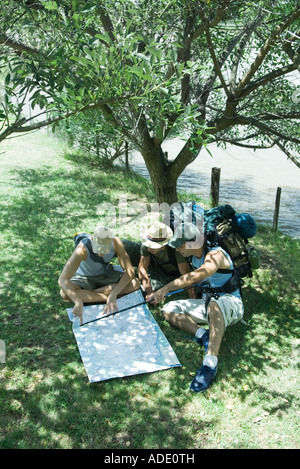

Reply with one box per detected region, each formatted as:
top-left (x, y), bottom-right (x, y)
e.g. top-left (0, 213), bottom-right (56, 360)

top-left (168, 222), bottom-right (204, 249)
top-left (141, 222), bottom-right (173, 249)
top-left (91, 225), bottom-right (115, 255)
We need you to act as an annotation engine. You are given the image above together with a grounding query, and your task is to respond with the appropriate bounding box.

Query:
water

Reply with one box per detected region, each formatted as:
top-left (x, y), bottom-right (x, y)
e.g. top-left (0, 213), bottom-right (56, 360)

top-left (131, 140), bottom-right (300, 239)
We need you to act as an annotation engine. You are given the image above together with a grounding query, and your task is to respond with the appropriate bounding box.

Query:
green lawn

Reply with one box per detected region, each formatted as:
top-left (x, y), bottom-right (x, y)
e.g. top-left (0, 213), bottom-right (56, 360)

top-left (0, 130), bottom-right (299, 449)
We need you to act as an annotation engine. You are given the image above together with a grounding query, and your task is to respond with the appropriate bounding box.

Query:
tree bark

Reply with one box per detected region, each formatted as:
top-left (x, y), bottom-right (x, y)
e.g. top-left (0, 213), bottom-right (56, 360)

top-left (141, 147), bottom-right (178, 205)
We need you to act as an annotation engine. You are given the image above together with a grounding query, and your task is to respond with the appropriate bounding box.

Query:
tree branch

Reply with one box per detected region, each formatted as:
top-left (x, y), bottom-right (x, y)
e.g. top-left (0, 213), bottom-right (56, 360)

top-left (239, 63), bottom-right (298, 99)
top-left (178, 0), bottom-right (232, 106)
top-left (188, 0), bottom-right (231, 45)
top-left (0, 31), bottom-right (39, 55)
top-left (98, 1), bottom-right (116, 42)
top-left (169, 140), bottom-right (201, 181)
top-left (229, 9), bottom-right (268, 92)
top-left (215, 132), bottom-right (261, 144)
top-left (0, 96), bottom-right (140, 145)
top-left (253, 111), bottom-right (300, 121)
top-left (235, 115), bottom-right (300, 145)
top-left (269, 135), bottom-right (300, 168)
top-left (199, 28), bottom-right (246, 107)
top-left (204, 26), bottom-right (231, 97)
top-left (234, 7), bottom-right (300, 97)
top-left (282, 28), bottom-right (300, 66)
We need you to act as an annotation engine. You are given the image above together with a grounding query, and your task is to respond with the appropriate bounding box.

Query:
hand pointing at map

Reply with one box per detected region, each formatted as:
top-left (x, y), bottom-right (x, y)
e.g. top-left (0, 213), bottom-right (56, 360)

top-left (153, 286), bottom-right (169, 304)
top-left (103, 291), bottom-right (118, 315)
top-left (73, 300), bottom-right (84, 325)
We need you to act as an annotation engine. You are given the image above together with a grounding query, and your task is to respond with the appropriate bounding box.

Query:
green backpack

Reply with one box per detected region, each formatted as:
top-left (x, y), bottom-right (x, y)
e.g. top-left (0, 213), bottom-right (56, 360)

top-left (204, 205), bottom-right (260, 278)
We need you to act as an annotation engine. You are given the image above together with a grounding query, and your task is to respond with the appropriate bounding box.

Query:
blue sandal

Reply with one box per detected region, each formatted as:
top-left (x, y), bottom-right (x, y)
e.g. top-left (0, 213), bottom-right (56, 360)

top-left (189, 364), bottom-right (217, 393)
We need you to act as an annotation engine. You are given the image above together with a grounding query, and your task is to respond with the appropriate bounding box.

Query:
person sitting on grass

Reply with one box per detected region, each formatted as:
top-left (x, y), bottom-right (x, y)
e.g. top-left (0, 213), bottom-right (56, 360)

top-left (58, 225), bottom-right (140, 325)
top-left (138, 222), bottom-right (196, 306)
top-left (152, 222), bottom-right (244, 393)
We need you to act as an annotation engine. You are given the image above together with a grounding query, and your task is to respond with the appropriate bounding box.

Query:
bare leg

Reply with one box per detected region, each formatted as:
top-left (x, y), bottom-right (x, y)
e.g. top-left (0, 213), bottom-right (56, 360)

top-left (206, 300), bottom-right (225, 357)
top-left (60, 278), bottom-right (140, 304)
top-left (162, 310), bottom-right (200, 335)
top-left (92, 278), bottom-right (140, 297)
top-left (60, 284), bottom-right (82, 301)
top-left (162, 301), bottom-right (225, 393)
top-left (162, 301), bottom-right (225, 357)
top-left (188, 301), bottom-right (224, 392)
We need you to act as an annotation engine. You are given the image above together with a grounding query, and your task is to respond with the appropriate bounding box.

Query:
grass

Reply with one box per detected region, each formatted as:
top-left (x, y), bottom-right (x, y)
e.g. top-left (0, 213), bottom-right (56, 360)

top-left (0, 130), bottom-right (299, 449)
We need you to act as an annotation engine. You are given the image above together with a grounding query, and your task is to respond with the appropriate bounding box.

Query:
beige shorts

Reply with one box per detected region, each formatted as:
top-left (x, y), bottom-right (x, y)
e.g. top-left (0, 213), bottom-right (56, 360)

top-left (162, 294), bottom-right (244, 330)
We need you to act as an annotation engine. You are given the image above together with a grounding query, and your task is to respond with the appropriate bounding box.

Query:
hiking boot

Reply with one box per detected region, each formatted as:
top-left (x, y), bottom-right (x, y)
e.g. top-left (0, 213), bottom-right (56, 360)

top-left (196, 329), bottom-right (209, 353)
top-left (189, 364), bottom-right (217, 393)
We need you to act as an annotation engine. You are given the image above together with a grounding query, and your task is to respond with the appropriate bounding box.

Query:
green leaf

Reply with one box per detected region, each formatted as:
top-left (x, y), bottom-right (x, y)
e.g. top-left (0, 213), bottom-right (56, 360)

top-left (43, 1), bottom-right (58, 10)
top-left (146, 46), bottom-right (162, 60)
top-left (128, 65), bottom-right (143, 77)
top-left (70, 56), bottom-right (90, 67)
top-left (52, 96), bottom-right (65, 105)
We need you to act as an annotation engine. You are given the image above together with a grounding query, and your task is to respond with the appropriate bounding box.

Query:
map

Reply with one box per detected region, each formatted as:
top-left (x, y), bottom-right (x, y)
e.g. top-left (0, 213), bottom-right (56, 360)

top-left (67, 290), bottom-right (181, 383)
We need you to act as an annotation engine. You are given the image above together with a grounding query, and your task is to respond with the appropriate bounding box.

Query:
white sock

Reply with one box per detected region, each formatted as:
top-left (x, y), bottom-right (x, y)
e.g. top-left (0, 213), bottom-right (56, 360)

top-left (195, 327), bottom-right (207, 339)
top-left (203, 354), bottom-right (218, 369)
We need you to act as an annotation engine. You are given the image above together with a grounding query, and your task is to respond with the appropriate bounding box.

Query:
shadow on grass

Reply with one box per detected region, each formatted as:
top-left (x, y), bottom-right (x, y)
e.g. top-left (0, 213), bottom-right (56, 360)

top-left (1, 164), bottom-right (299, 449)
top-left (1, 164), bottom-right (207, 449)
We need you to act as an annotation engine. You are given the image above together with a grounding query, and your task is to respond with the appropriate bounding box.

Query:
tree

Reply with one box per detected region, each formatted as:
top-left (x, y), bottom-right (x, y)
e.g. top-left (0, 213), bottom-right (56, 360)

top-left (1, 0), bottom-right (299, 203)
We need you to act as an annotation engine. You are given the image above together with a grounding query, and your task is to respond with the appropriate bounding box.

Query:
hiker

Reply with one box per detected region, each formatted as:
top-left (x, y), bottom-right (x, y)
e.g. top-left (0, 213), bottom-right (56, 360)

top-left (138, 222), bottom-right (196, 306)
top-left (152, 222), bottom-right (244, 393)
top-left (58, 225), bottom-right (140, 324)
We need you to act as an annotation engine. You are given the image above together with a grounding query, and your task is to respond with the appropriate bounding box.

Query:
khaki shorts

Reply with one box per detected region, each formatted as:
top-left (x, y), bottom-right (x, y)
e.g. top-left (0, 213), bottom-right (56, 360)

top-left (162, 294), bottom-right (244, 330)
top-left (70, 265), bottom-right (124, 291)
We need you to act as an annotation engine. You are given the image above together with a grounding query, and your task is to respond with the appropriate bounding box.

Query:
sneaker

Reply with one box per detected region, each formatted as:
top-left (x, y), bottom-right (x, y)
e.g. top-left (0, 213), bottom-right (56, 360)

top-left (189, 364), bottom-right (217, 393)
top-left (195, 329), bottom-right (209, 352)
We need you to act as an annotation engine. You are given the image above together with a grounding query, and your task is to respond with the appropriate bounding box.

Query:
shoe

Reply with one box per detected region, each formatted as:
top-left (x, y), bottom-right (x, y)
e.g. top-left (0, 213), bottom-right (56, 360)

top-left (195, 329), bottom-right (209, 352)
top-left (189, 365), bottom-right (217, 393)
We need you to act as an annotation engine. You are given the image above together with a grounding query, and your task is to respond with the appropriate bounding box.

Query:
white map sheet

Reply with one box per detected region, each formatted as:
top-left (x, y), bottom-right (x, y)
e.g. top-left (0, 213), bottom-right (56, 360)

top-left (67, 290), bottom-right (181, 383)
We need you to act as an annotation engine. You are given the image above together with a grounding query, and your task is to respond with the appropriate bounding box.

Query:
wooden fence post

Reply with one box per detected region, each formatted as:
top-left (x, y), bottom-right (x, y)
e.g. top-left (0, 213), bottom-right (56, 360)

top-left (125, 141), bottom-right (129, 171)
top-left (210, 167), bottom-right (221, 207)
top-left (273, 187), bottom-right (281, 231)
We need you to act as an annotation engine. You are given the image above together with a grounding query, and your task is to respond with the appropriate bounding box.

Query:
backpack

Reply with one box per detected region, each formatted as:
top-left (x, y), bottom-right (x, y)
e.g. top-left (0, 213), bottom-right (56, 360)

top-left (162, 202), bottom-right (259, 278)
top-left (162, 201), bottom-right (205, 233)
top-left (204, 205), bottom-right (260, 279)
top-left (162, 202), bottom-right (260, 308)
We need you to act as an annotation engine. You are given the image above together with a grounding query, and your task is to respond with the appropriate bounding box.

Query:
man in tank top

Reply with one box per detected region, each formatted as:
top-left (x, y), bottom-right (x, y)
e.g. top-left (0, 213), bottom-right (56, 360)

top-left (152, 222), bottom-right (244, 393)
top-left (58, 225), bottom-right (140, 324)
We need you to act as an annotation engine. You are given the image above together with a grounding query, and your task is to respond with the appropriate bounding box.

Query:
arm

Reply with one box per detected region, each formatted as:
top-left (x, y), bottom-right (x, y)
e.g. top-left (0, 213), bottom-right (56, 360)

top-left (103, 237), bottom-right (136, 313)
top-left (138, 254), bottom-right (157, 305)
top-left (177, 261), bottom-right (196, 299)
top-left (154, 249), bottom-right (231, 303)
top-left (58, 243), bottom-right (87, 324)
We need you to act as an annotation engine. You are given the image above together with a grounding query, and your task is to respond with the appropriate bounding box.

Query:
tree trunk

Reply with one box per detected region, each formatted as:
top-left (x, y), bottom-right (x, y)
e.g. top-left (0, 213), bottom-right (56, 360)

top-left (141, 147), bottom-right (178, 205)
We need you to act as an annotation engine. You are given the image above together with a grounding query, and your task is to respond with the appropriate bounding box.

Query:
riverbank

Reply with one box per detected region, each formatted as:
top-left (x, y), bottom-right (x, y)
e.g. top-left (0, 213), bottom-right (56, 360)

top-left (131, 140), bottom-right (300, 239)
top-left (0, 131), bottom-right (299, 449)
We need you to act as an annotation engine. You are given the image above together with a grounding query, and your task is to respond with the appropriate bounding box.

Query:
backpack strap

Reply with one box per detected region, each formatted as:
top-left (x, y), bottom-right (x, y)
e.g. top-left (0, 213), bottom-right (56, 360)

top-left (167, 245), bottom-right (178, 268)
top-left (196, 269), bottom-right (242, 313)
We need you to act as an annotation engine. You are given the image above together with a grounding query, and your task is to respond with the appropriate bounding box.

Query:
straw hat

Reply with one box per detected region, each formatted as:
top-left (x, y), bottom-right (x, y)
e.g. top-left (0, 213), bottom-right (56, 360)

top-left (141, 222), bottom-right (173, 249)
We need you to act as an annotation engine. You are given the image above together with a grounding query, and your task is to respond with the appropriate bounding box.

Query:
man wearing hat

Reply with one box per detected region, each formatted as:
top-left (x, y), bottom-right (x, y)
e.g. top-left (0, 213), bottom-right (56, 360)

top-left (139, 222), bottom-right (195, 305)
top-left (58, 225), bottom-right (140, 324)
top-left (152, 222), bottom-right (244, 393)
